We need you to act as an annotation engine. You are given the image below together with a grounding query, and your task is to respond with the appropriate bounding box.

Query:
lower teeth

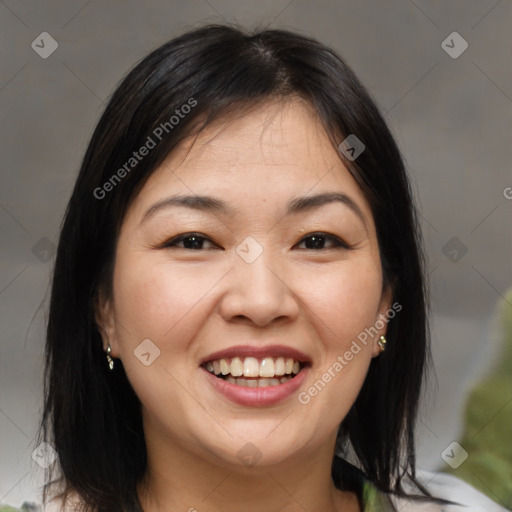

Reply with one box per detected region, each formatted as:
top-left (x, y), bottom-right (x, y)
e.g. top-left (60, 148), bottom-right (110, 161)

top-left (223, 375), bottom-right (293, 387)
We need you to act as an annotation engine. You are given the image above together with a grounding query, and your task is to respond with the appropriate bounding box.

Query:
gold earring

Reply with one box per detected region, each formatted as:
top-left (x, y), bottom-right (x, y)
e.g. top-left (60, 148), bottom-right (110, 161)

top-left (106, 344), bottom-right (114, 370)
top-left (378, 335), bottom-right (387, 353)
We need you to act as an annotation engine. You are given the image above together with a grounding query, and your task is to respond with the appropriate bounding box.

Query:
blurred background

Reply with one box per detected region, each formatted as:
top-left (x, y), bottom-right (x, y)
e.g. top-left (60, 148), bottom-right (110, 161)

top-left (1, 0), bottom-right (511, 509)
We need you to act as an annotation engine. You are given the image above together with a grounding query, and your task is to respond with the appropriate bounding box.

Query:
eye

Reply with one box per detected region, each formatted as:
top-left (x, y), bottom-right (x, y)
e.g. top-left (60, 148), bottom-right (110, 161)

top-left (160, 233), bottom-right (220, 250)
top-left (160, 231), bottom-right (350, 251)
top-left (295, 232), bottom-right (351, 250)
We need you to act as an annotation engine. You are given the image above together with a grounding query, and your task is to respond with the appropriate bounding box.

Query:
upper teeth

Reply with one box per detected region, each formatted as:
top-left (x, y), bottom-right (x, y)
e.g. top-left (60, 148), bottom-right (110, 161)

top-left (205, 357), bottom-right (301, 378)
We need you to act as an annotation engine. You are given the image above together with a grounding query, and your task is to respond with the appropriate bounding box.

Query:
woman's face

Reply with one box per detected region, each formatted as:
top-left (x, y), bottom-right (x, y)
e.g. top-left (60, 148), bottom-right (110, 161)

top-left (98, 98), bottom-right (391, 470)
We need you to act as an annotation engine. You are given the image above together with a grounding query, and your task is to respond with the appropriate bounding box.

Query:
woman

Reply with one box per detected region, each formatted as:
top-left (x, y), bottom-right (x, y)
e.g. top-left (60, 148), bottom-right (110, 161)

top-left (37, 24), bottom-right (506, 511)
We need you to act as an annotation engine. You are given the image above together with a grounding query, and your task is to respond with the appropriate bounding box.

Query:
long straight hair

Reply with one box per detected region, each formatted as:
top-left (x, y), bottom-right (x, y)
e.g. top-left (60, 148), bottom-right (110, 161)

top-left (39, 23), bottom-right (444, 511)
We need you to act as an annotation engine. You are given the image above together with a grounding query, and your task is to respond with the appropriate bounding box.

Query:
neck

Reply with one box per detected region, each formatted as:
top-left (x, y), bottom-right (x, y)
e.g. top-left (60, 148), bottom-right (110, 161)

top-left (137, 422), bottom-right (360, 512)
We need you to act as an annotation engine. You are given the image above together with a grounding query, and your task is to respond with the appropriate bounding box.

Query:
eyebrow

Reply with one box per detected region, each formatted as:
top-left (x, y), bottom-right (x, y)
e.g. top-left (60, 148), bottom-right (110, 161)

top-left (140, 192), bottom-right (367, 228)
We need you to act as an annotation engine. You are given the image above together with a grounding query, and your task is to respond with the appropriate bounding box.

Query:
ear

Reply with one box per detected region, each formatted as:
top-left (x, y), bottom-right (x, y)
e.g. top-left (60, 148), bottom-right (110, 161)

top-left (93, 286), bottom-right (119, 357)
top-left (371, 284), bottom-right (393, 358)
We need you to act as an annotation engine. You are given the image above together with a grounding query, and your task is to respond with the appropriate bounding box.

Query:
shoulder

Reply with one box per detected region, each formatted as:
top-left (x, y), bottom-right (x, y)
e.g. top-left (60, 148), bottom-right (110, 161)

top-left (388, 469), bottom-right (510, 512)
top-left (362, 470), bottom-right (510, 512)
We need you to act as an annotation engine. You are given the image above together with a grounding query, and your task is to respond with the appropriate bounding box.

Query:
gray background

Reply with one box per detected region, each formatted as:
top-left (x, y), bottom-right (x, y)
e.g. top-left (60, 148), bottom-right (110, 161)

top-left (1, 0), bottom-right (511, 507)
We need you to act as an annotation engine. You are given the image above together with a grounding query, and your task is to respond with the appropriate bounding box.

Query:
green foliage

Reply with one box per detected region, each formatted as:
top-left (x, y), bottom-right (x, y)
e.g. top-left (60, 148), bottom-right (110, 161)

top-left (442, 288), bottom-right (512, 509)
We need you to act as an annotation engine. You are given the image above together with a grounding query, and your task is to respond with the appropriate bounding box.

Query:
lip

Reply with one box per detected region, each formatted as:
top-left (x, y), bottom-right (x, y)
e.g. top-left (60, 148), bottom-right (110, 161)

top-left (201, 365), bottom-right (310, 407)
top-left (199, 344), bottom-right (312, 365)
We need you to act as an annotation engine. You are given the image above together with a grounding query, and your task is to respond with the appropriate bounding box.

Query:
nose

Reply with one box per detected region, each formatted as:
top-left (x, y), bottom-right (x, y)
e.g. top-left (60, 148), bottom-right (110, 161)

top-left (218, 249), bottom-right (300, 327)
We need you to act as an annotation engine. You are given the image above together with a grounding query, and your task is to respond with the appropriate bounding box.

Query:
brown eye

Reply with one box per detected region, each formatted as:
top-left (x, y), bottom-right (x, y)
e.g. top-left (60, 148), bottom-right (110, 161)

top-left (295, 232), bottom-right (351, 250)
top-left (161, 233), bottom-right (220, 250)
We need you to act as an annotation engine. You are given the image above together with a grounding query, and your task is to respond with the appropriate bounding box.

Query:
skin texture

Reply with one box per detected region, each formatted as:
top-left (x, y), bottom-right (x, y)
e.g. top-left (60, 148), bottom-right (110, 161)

top-left (96, 97), bottom-right (391, 512)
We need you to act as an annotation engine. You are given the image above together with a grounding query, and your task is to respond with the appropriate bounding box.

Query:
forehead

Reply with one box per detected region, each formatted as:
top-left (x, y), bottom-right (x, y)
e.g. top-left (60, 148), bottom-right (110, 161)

top-left (126, 98), bottom-right (374, 225)
top-left (163, 99), bottom-right (337, 180)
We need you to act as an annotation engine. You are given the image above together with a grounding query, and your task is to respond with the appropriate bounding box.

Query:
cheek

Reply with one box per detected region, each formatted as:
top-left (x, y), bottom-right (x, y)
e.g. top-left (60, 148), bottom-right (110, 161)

top-left (296, 259), bottom-right (383, 414)
top-left (113, 257), bottom-right (219, 346)
top-left (110, 257), bottom-right (220, 423)
top-left (303, 259), bottom-right (384, 344)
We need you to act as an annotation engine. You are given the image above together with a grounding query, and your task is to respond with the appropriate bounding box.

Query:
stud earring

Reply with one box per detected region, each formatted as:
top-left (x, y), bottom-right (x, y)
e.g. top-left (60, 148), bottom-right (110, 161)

top-left (106, 344), bottom-right (114, 371)
top-left (378, 335), bottom-right (387, 353)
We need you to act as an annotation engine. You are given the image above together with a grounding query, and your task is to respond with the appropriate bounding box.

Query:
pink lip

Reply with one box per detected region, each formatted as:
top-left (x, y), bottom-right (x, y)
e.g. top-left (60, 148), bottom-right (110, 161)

top-left (201, 365), bottom-right (310, 407)
top-left (200, 344), bottom-right (311, 365)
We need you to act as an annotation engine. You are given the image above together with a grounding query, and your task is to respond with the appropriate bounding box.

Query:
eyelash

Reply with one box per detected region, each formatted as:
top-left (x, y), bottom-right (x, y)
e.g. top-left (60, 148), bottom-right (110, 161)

top-left (160, 232), bottom-right (352, 251)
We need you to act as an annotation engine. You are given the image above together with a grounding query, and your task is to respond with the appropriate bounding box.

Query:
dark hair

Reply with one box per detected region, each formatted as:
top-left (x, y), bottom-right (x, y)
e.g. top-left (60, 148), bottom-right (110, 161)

top-left (39, 23), bottom-right (448, 511)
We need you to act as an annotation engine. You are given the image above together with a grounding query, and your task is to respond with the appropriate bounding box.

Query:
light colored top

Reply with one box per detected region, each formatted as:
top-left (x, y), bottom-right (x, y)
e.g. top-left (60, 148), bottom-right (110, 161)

top-left (364, 469), bottom-right (510, 511)
top-left (8, 470), bottom-right (507, 511)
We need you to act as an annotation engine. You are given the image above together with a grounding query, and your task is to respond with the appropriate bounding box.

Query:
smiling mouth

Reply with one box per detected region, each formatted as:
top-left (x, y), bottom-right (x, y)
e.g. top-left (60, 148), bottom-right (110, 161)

top-left (202, 356), bottom-right (308, 387)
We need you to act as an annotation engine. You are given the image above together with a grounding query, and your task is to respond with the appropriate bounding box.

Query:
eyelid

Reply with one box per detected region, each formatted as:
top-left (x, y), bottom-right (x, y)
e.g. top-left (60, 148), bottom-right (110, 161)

top-left (294, 232), bottom-right (353, 250)
top-left (159, 231), bottom-right (353, 251)
top-left (159, 232), bottom-right (220, 250)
